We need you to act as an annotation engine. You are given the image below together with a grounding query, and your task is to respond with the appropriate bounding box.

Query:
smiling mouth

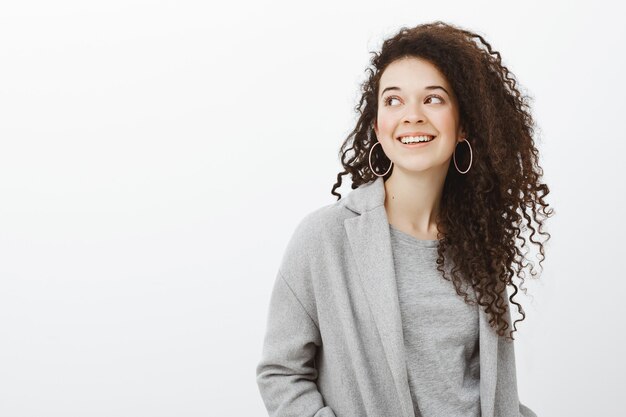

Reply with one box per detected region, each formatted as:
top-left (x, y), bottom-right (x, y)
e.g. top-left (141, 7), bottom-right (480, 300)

top-left (397, 135), bottom-right (436, 144)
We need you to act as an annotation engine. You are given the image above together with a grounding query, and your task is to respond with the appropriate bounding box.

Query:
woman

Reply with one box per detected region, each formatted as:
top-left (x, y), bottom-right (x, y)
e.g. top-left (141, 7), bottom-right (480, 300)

top-left (256, 21), bottom-right (553, 417)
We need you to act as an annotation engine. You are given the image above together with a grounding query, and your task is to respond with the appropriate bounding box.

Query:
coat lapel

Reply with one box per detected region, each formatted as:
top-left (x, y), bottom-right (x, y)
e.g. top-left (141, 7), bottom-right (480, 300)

top-left (342, 177), bottom-right (499, 417)
top-left (344, 203), bottom-right (413, 417)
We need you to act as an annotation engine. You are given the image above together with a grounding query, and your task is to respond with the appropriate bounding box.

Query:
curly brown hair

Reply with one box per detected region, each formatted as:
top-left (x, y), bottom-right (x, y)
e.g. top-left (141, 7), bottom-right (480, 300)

top-left (331, 21), bottom-right (554, 341)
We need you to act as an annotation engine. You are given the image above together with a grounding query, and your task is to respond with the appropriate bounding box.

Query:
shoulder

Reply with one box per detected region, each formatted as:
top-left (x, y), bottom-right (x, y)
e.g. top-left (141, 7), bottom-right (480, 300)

top-left (279, 197), bottom-right (354, 274)
top-left (295, 197), bottom-right (352, 236)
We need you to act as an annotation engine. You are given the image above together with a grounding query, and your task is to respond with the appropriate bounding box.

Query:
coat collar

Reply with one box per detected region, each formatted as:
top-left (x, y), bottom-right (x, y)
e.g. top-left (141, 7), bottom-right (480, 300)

top-left (342, 176), bottom-right (499, 417)
top-left (342, 176), bottom-right (386, 215)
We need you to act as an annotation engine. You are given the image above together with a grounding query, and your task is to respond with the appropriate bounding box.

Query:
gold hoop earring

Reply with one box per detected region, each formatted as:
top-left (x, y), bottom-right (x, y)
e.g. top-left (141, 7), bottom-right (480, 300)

top-left (453, 138), bottom-right (473, 174)
top-left (368, 142), bottom-right (393, 177)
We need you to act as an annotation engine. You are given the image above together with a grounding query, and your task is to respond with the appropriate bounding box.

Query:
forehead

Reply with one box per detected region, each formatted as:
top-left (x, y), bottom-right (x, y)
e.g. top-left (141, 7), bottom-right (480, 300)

top-left (379, 57), bottom-right (450, 90)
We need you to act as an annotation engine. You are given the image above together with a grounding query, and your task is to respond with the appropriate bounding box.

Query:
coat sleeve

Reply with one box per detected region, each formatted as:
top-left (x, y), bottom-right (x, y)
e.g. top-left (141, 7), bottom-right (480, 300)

top-left (507, 303), bottom-right (538, 417)
top-left (498, 298), bottom-right (539, 417)
top-left (519, 401), bottom-right (538, 417)
top-left (255, 269), bottom-right (337, 417)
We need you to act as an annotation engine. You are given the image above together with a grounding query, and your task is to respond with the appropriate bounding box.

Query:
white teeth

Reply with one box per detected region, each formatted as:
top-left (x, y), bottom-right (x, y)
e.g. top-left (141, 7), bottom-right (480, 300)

top-left (399, 135), bottom-right (434, 144)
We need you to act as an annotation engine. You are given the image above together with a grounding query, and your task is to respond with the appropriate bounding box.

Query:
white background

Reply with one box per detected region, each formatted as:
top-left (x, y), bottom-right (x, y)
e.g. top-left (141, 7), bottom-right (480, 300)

top-left (1, 0), bottom-right (624, 416)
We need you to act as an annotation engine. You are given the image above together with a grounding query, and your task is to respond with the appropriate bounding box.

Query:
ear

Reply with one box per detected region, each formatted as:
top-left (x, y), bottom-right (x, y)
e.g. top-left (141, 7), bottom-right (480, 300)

top-left (373, 120), bottom-right (378, 137)
top-left (458, 125), bottom-right (467, 142)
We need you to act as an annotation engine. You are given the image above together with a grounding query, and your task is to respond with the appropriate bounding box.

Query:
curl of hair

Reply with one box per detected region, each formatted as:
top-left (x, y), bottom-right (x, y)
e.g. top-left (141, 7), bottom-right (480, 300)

top-left (331, 21), bottom-right (555, 341)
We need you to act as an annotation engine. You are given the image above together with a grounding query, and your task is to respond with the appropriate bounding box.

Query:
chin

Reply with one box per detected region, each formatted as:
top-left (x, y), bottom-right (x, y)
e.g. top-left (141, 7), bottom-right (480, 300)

top-left (394, 160), bottom-right (446, 174)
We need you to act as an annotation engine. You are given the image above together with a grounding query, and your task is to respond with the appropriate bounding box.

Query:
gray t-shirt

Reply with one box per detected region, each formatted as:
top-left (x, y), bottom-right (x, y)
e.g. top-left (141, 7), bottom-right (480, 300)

top-left (389, 224), bottom-right (480, 417)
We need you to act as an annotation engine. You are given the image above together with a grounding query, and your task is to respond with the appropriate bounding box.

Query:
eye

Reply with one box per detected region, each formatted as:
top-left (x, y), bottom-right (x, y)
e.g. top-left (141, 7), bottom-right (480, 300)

top-left (425, 94), bottom-right (444, 104)
top-left (383, 94), bottom-right (445, 106)
top-left (383, 96), bottom-right (400, 106)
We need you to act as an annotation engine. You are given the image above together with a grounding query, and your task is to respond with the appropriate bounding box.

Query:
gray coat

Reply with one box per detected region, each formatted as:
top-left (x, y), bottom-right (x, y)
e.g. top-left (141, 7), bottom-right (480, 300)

top-left (256, 176), bottom-right (538, 417)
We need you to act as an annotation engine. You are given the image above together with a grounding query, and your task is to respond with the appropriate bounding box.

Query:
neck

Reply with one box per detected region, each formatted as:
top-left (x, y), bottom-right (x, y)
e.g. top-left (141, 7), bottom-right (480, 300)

top-left (383, 164), bottom-right (448, 236)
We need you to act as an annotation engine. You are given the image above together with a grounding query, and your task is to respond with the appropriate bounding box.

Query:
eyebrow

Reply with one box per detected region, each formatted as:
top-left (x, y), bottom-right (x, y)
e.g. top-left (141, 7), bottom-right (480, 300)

top-left (380, 85), bottom-right (450, 97)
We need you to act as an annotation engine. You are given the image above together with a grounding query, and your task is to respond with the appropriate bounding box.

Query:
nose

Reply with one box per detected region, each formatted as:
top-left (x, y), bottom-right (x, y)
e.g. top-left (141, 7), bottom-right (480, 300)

top-left (403, 101), bottom-right (426, 123)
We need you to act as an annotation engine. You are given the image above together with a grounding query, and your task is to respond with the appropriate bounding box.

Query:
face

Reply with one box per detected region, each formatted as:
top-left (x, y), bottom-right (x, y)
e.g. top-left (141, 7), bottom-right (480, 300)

top-left (373, 56), bottom-right (466, 175)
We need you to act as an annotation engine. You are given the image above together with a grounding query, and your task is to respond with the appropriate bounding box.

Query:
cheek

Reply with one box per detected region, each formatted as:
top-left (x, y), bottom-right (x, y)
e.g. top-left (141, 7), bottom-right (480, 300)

top-left (376, 113), bottom-right (395, 134)
top-left (439, 110), bottom-right (459, 132)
